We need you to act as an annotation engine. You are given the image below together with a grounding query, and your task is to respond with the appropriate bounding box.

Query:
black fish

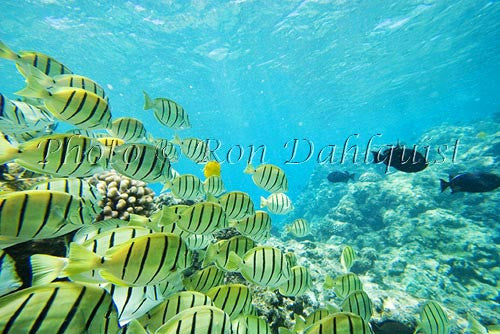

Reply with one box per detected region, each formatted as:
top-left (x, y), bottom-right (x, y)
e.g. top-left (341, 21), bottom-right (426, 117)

top-left (327, 171), bottom-right (354, 183)
top-left (440, 172), bottom-right (500, 193)
top-left (372, 320), bottom-right (414, 334)
top-left (372, 145), bottom-right (428, 173)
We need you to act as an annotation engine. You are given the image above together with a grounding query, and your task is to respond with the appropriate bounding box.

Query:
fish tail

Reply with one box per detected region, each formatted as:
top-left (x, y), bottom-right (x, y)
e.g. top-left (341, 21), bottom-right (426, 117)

top-left (99, 270), bottom-right (129, 286)
top-left (160, 181), bottom-right (172, 193)
top-left (278, 328), bottom-right (293, 334)
top-left (225, 251), bottom-right (243, 272)
top-left (143, 90), bottom-right (154, 110)
top-left (206, 193), bottom-right (218, 203)
top-left (349, 173), bottom-right (355, 180)
top-left (30, 254), bottom-right (67, 286)
top-left (64, 243), bottom-right (102, 276)
top-left (243, 164), bottom-right (255, 175)
top-left (171, 134), bottom-right (181, 146)
top-left (292, 315), bottom-right (306, 333)
top-left (0, 40), bottom-right (20, 61)
top-left (0, 132), bottom-right (20, 164)
top-left (15, 62), bottom-right (53, 86)
top-left (260, 196), bottom-right (267, 208)
top-left (440, 179), bottom-right (449, 192)
top-left (15, 73), bottom-right (51, 99)
top-left (323, 275), bottom-right (335, 289)
top-left (201, 243), bottom-right (216, 268)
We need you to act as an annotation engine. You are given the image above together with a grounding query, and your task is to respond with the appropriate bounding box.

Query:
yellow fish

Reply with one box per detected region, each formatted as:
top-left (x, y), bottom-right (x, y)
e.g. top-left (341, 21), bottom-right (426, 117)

top-left (204, 160), bottom-right (221, 178)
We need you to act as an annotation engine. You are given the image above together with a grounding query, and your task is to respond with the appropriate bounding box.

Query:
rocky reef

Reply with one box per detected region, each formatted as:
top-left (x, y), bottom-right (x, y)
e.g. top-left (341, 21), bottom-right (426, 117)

top-left (281, 119), bottom-right (500, 332)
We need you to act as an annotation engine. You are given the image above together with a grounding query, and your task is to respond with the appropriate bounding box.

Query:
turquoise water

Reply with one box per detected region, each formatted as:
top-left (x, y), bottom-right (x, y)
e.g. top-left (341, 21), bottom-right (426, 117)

top-left (0, 1), bottom-right (499, 333)
top-left (2, 1), bottom-right (498, 212)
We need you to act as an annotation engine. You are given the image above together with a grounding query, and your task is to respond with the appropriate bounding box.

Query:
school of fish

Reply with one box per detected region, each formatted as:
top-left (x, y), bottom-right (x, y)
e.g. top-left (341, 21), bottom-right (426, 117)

top-left (0, 40), bottom-right (461, 334)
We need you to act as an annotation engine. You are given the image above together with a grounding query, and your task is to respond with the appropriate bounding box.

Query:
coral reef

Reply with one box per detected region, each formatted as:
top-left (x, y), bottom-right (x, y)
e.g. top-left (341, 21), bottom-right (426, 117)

top-left (282, 119), bottom-right (500, 332)
top-left (88, 170), bottom-right (156, 221)
top-left (0, 163), bottom-right (48, 191)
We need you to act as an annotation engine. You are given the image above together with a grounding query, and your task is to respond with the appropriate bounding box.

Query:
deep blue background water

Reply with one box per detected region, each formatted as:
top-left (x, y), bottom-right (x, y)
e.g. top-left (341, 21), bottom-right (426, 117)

top-left (1, 0), bottom-right (498, 224)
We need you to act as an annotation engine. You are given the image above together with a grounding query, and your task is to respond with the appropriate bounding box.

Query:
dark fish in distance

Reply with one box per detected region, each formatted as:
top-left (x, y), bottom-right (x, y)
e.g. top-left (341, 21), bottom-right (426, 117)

top-left (440, 172), bottom-right (500, 193)
top-left (327, 171), bottom-right (354, 183)
top-left (372, 145), bottom-right (428, 173)
top-left (372, 320), bottom-right (414, 334)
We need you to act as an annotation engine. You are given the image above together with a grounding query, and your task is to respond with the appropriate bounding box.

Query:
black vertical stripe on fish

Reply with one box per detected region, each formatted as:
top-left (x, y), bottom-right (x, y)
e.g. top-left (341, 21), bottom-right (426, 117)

top-left (15, 194), bottom-right (29, 237)
top-left (75, 97), bottom-right (101, 126)
top-left (33, 54), bottom-right (39, 68)
top-left (133, 237), bottom-right (151, 284)
top-left (60, 91), bottom-right (77, 115)
top-left (4, 293), bottom-right (35, 334)
top-left (146, 235), bottom-right (168, 285)
top-left (55, 286), bottom-right (86, 334)
top-left (84, 289), bottom-right (107, 331)
top-left (67, 92), bottom-right (88, 120)
top-left (121, 241), bottom-right (135, 279)
top-left (170, 236), bottom-right (183, 271)
top-left (132, 145), bottom-right (147, 176)
top-left (29, 287), bottom-right (59, 334)
top-left (142, 149), bottom-right (159, 181)
top-left (55, 136), bottom-right (69, 173)
top-left (46, 58), bottom-right (52, 77)
top-left (32, 192), bottom-right (53, 238)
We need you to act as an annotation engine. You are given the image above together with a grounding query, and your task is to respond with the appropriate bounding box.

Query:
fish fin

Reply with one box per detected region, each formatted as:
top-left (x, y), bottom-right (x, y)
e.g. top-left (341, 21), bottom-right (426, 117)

top-left (16, 62), bottom-right (54, 86)
top-left (206, 193), bottom-right (218, 203)
top-left (64, 243), bottom-right (102, 277)
top-left (260, 196), bottom-right (267, 208)
top-left (468, 313), bottom-right (488, 334)
top-left (123, 319), bottom-right (147, 334)
top-left (99, 270), bottom-right (129, 286)
top-left (159, 206), bottom-right (180, 226)
top-left (161, 181), bottom-right (172, 193)
top-left (292, 315), bottom-right (306, 332)
top-left (202, 243), bottom-right (217, 268)
top-left (143, 90), bottom-right (154, 110)
top-left (0, 251), bottom-right (22, 289)
top-left (0, 40), bottom-right (19, 61)
top-left (243, 164), bottom-right (255, 175)
top-left (171, 134), bottom-right (181, 146)
top-left (226, 251), bottom-right (243, 272)
top-left (278, 327), bottom-right (294, 334)
top-left (325, 301), bottom-right (341, 314)
top-left (30, 254), bottom-right (67, 286)
top-left (0, 133), bottom-right (20, 164)
top-left (15, 73), bottom-right (51, 99)
top-left (323, 275), bottom-right (335, 289)
top-left (0, 236), bottom-right (24, 249)
top-left (439, 179), bottom-right (449, 192)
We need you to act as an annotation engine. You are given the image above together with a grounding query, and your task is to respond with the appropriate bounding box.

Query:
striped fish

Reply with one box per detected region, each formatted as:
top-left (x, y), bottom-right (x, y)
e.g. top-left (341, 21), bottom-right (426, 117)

top-left (260, 192), bottom-right (293, 215)
top-left (152, 138), bottom-right (179, 162)
top-left (64, 232), bottom-right (192, 287)
top-left (161, 202), bottom-right (228, 235)
top-left (30, 225), bottom-right (156, 286)
top-left (16, 75), bottom-right (112, 129)
top-left (202, 235), bottom-right (256, 271)
top-left (0, 282), bottom-right (120, 334)
top-left (340, 245), bottom-right (356, 273)
top-left (0, 250), bottom-right (22, 296)
top-left (16, 62), bottom-right (107, 100)
top-left (0, 40), bottom-right (73, 77)
top-left (203, 175), bottom-right (225, 196)
top-left (0, 133), bottom-right (107, 177)
top-left (416, 301), bottom-right (450, 334)
top-left (278, 265), bottom-right (312, 297)
top-left (103, 284), bottom-right (164, 324)
top-left (162, 174), bottom-right (205, 200)
top-left (108, 117), bottom-right (147, 142)
top-left (143, 91), bottom-right (190, 130)
top-left (32, 178), bottom-right (102, 215)
top-left (155, 305), bottom-right (232, 334)
top-left (182, 265), bottom-right (225, 293)
top-left (182, 233), bottom-right (214, 251)
top-left (110, 142), bottom-right (171, 183)
top-left (71, 218), bottom-right (129, 244)
top-left (341, 290), bottom-right (373, 321)
top-left (232, 315), bottom-right (272, 334)
top-left (212, 191), bottom-right (255, 221)
top-left (231, 211), bottom-right (271, 242)
top-left (323, 273), bottom-right (363, 299)
top-left (304, 308), bottom-right (332, 328)
top-left (137, 291), bottom-right (212, 333)
top-left (0, 94), bottom-right (55, 135)
top-left (206, 283), bottom-right (253, 320)
top-left (304, 312), bottom-right (373, 334)
top-left (172, 135), bottom-right (210, 163)
top-left (285, 252), bottom-right (298, 267)
top-left (227, 246), bottom-right (292, 288)
top-left (285, 218), bottom-right (310, 237)
top-left (0, 190), bottom-right (94, 248)
top-left (244, 163), bottom-right (288, 193)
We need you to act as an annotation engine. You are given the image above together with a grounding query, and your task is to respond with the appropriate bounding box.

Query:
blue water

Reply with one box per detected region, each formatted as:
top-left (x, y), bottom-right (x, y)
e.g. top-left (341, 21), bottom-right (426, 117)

top-left (1, 0), bottom-right (499, 225)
